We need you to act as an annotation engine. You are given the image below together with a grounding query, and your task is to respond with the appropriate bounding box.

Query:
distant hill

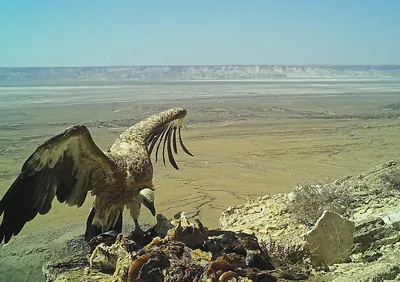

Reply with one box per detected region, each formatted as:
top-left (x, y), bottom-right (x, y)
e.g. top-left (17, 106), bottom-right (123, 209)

top-left (0, 65), bottom-right (400, 86)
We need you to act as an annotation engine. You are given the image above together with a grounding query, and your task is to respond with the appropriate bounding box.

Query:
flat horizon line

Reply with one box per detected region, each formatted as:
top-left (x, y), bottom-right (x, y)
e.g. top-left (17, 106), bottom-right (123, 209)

top-left (1, 64), bottom-right (400, 69)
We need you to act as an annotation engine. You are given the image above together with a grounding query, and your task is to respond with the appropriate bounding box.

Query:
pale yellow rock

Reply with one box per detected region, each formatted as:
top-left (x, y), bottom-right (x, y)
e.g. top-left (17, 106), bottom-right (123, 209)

top-left (260, 195), bottom-right (270, 201)
top-left (54, 269), bottom-right (116, 282)
top-left (374, 235), bottom-right (400, 247)
top-left (191, 249), bottom-right (212, 266)
top-left (305, 210), bottom-right (355, 266)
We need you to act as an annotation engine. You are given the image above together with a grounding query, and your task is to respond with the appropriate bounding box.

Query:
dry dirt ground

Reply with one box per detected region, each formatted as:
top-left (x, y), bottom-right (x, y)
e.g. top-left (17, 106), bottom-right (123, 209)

top-left (0, 80), bottom-right (399, 281)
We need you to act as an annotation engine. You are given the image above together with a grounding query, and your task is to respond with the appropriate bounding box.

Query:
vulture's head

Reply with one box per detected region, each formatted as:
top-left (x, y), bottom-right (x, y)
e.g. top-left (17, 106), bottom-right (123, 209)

top-left (138, 188), bottom-right (156, 216)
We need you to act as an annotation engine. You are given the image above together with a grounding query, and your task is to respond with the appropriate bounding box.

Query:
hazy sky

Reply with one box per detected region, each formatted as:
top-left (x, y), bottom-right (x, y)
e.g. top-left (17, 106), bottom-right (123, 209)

top-left (1, 0), bottom-right (399, 67)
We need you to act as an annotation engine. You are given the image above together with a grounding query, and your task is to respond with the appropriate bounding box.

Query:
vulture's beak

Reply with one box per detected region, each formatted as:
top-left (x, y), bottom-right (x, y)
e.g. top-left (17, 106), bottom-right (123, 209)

top-left (142, 199), bottom-right (156, 216)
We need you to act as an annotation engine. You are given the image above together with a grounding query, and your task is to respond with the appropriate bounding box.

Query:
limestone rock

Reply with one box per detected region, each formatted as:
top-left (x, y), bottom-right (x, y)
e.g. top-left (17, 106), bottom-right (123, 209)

top-left (42, 255), bottom-right (89, 282)
top-left (305, 210), bottom-right (355, 266)
top-left (54, 269), bottom-right (114, 282)
top-left (353, 217), bottom-right (388, 252)
top-left (350, 249), bottom-right (383, 263)
top-left (220, 193), bottom-right (308, 250)
top-left (326, 262), bottom-right (400, 282)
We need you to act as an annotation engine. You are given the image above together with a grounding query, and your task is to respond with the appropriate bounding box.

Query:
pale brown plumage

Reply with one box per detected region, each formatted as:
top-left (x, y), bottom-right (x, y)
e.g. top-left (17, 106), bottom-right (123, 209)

top-left (0, 107), bottom-right (193, 244)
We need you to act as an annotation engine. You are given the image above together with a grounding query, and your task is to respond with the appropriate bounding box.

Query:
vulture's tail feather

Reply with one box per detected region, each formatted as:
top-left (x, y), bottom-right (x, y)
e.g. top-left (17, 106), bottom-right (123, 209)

top-left (113, 211), bottom-right (123, 235)
top-left (84, 208), bottom-right (123, 242)
top-left (84, 207), bottom-right (101, 241)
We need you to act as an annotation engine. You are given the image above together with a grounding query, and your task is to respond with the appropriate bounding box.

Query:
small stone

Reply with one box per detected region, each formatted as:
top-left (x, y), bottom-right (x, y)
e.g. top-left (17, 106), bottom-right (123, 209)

top-left (273, 230), bottom-right (285, 237)
top-left (286, 192), bottom-right (296, 202)
top-left (260, 195), bottom-right (270, 201)
top-left (374, 235), bottom-right (400, 247)
top-left (242, 229), bottom-right (255, 235)
top-left (392, 221), bottom-right (400, 230)
top-left (358, 206), bottom-right (369, 214)
top-left (361, 250), bottom-right (382, 263)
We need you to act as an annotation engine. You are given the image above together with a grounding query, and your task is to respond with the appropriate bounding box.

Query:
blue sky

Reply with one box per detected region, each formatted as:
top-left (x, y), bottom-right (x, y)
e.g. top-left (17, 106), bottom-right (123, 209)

top-left (1, 0), bottom-right (399, 67)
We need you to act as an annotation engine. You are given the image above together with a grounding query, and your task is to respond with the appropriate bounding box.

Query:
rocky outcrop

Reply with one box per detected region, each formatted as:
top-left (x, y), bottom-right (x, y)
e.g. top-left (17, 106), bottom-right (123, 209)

top-left (40, 159), bottom-right (400, 281)
top-left (43, 214), bottom-right (285, 282)
top-left (220, 159), bottom-right (400, 281)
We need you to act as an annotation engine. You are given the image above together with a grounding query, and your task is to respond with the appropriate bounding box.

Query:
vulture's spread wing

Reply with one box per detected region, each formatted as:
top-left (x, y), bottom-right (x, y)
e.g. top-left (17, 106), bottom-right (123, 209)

top-left (148, 119), bottom-right (193, 170)
top-left (0, 125), bottom-right (118, 244)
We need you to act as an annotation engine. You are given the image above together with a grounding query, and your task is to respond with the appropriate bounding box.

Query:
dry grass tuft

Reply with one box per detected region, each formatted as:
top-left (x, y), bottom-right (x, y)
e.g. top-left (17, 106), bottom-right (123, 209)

top-left (287, 181), bottom-right (354, 226)
top-left (378, 169), bottom-right (400, 196)
top-left (261, 238), bottom-right (312, 279)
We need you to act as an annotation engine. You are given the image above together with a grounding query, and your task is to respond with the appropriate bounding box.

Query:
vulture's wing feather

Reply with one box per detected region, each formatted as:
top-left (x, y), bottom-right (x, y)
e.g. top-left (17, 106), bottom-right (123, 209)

top-left (178, 127), bottom-right (194, 157)
top-left (148, 122), bottom-right (193, 170)
top-left (0, 124), bottom-right (117, 244)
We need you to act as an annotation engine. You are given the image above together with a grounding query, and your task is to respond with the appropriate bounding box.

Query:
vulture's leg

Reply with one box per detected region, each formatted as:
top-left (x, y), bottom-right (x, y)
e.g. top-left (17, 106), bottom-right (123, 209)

top-left (126, 201), bottom-right (145, 238)
top-left (133, 219), bottom-right (144, 236)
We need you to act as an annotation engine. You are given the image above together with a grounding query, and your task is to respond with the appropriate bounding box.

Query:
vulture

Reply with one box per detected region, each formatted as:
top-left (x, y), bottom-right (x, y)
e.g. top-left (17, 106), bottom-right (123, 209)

top-left (0, 107), bottom-right (194, 244)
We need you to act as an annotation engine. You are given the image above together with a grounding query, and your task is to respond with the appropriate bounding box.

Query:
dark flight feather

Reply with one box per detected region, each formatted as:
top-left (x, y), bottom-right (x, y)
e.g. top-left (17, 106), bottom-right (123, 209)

top-left (178, 127), bottom-right (194, 157)
top-left (172, 127), bottom-right (178, 154)
top-left (155, 126), bottom-right (168, 163)
top-left (148, 127), bottom-right (165, 155)
top-left (167, 127), bottom-right (179, 170)
top-left (162, 127), bottom-right (170, 166)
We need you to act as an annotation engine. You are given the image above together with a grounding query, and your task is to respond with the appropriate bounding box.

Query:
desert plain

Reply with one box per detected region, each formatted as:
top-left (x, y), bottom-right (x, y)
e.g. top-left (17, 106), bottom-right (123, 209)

top-left (0, 79), bottom-right (400, 235)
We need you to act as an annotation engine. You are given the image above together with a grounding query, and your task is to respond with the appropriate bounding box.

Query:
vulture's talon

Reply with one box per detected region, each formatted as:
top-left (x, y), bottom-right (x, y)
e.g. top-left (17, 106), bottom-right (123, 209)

top-left (129, 228), bottom-right (145, 240)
